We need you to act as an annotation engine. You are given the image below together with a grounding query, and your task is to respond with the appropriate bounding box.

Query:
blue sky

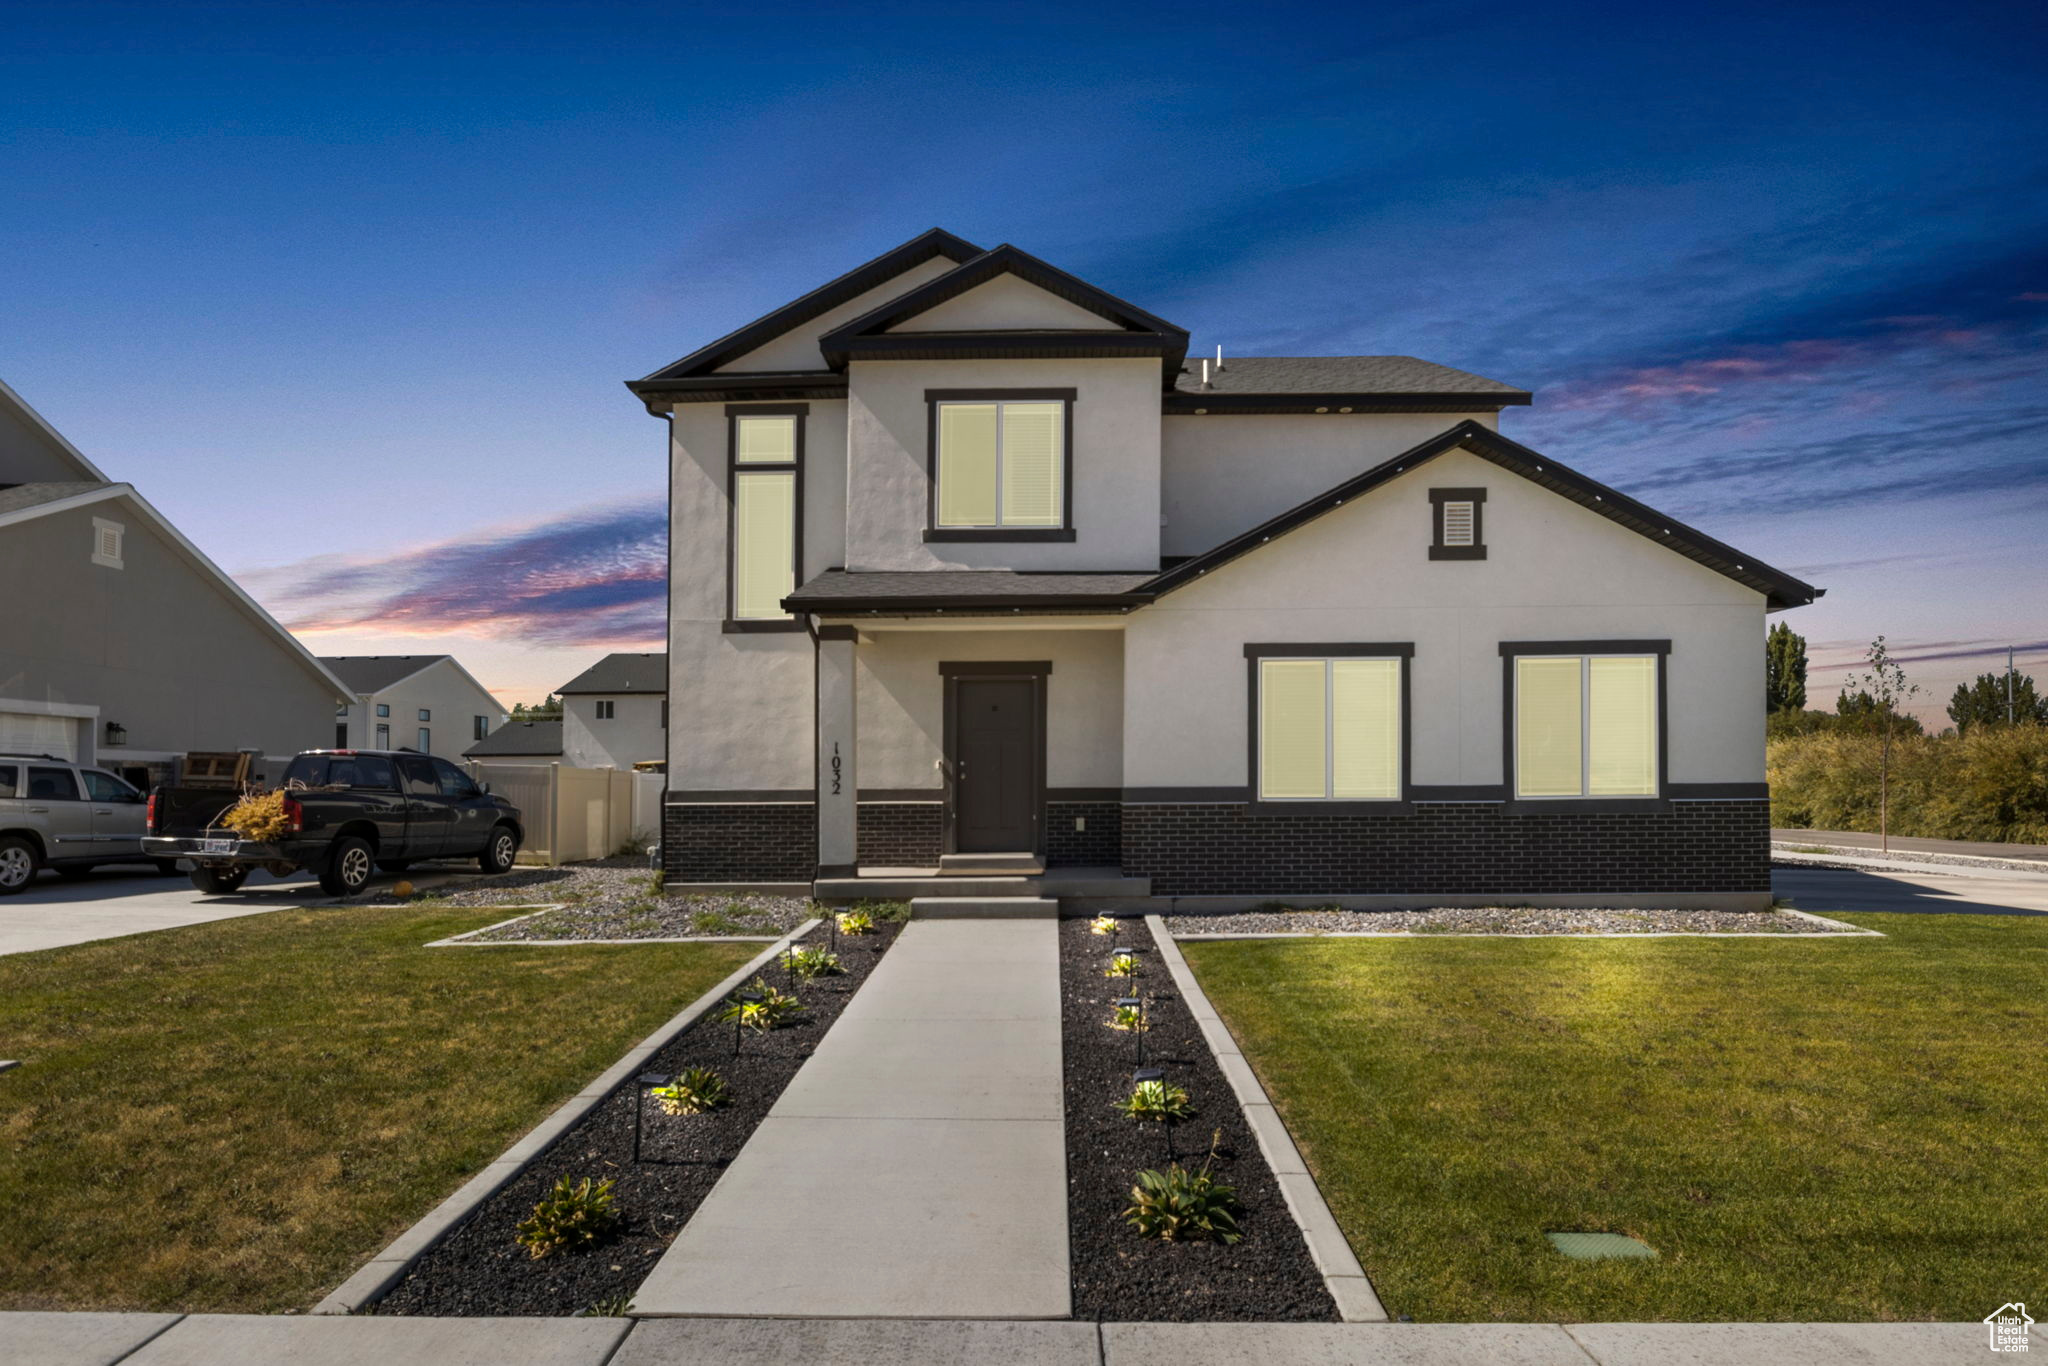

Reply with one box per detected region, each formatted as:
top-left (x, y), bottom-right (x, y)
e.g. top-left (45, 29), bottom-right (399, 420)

top-left (3, 0), bottom-right (2043, 716)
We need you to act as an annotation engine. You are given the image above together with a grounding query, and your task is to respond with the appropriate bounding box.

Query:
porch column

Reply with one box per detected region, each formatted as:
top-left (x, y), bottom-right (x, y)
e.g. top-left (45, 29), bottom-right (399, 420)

top-left (815, 625), bottom-right (859, 876)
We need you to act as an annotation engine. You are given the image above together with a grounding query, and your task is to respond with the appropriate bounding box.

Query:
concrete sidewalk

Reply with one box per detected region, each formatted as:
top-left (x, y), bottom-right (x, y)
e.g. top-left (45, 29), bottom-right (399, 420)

top-left (4, 1313), bottom-right (2023, 1365)
top-left (630, 918), bottom-right (1070, 1319)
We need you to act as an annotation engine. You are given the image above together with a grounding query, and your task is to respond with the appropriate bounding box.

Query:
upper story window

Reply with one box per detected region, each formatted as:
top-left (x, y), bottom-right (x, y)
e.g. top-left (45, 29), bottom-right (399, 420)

top-left (925, 389), bottom-right (1076, 542)
top-left (473, 715), bottom-right (490, 741)
top-left (1428, 488), bottom-right (1486, 560)
top-left (1504, 642), bottom-right (1666, 799)
top-left (376, 703), bottom-right (390, 718)
top-left (417, 708), bottom-right (431, 722)
top-left (595, 700), bottom-right (615, 720)
top-left (728, 406), bottom-right (804, 628)
top-left (91, 517), bottom-right (124, 569)
top-left (1247, 644), bottom-right (1411, 803)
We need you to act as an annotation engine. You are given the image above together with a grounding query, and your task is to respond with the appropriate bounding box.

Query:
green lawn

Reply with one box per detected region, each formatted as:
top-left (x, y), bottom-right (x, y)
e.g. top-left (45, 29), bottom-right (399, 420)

top-left (0, 905), bottom-right (756, 1313)
top-left (1183, 914), bottom-right (2048, 1323)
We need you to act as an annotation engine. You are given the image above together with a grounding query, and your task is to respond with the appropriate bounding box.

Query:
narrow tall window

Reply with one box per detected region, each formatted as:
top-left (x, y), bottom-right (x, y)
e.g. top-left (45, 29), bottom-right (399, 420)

top-left (417, 727), bottom-right (431, 753)
top-left (729, 410), bottom-right (801, 622)
top-left (1254, 652), bottom-right (1405, 801)
top-left (1512, 652), bottom-right (1660, 798)
top-left (934, 399), bottom-right (1065, 528)
top-left (473, 715), bottom-right (490, 741)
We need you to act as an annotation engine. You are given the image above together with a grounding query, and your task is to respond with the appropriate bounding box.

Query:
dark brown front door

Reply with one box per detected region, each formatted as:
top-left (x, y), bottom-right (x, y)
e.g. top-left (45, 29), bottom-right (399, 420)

top-left (953, 678), bottom-right (1039, 852)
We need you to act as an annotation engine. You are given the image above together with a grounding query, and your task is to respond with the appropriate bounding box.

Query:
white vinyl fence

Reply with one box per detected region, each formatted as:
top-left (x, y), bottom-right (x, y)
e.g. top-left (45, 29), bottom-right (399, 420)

top-left (466, 763), bottom-right (665, 866)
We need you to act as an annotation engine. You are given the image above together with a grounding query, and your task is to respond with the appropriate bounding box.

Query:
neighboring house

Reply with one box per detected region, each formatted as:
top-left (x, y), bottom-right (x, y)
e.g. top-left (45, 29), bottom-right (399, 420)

top-left (0, 377), bottom-right (349, 789)
top-left (462, 718), bottom-right (564, 768)
top-left (627, 229), bottom-right (1821, 909)
top-left (321, 655), bottom-right (507, 761)
top-left (557, 653), bottom-right (667, 770)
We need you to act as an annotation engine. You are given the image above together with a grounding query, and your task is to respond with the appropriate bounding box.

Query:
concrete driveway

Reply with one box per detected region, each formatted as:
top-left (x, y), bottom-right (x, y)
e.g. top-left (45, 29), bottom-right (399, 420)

top-left (1774, 862), bottom-right (2048, 917)
top-left (0, 861), bottom-right (474, 957)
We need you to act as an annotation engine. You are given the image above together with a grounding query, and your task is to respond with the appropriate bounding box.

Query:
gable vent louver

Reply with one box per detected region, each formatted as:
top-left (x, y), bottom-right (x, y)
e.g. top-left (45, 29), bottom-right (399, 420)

top-left (1441, 501), bottom-right (1476, 547)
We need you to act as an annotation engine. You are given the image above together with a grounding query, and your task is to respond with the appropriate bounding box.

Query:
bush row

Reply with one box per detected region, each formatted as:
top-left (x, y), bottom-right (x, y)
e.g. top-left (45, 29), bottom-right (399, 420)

top-left (1768, 725), bottom-right (2048, 843)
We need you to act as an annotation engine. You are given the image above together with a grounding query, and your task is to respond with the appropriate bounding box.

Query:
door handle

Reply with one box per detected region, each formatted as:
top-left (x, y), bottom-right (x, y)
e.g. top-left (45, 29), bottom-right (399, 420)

top-left (28, 807), bottom-right (48, 813)
top-left (94, 808), bottom-right (113, 815)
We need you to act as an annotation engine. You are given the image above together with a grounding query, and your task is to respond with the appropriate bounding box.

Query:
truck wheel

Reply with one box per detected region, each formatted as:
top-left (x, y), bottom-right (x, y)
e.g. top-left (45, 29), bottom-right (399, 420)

top-left (479, 826), bottom-right (518, 875)
top-left (0, 837), bottom-right (38, 895)
top-left (321, 837), bottom-right (376, 897)
top-left (189, 865), bottom-right (250, 895)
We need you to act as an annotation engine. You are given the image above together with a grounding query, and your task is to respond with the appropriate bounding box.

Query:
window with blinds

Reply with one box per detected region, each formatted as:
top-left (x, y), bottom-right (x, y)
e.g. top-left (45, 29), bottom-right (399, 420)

top-left (1514, 653), bottom-right (1658, 797)
top-left (934, 400), bottom-right (1064, 527)
top-left (1258, 656), bottom-right (1403, 801)
top-left (730, 411), bottom-right (800, 621)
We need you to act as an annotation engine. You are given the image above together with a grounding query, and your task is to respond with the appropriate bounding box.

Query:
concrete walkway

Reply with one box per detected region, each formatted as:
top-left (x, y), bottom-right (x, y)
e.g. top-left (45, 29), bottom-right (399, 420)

top-left (3, 1313), bottom-right (2024, 1365)
top-left (1774, 827), bottom-right (2048, 862)
top-left (631, 917), bottom-right (1070, 1319)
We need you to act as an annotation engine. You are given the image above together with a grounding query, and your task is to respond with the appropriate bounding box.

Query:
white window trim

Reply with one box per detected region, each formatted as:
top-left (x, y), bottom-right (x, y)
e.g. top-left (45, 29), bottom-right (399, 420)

top-left (1509, 650), bottom-right (1664, 800)
top-left (1250, 649), bottom-right (1409, 804)
top-left (90, 516), bottom-right (124, 569)
top-left (933, 398), bottom-right (1067, 529)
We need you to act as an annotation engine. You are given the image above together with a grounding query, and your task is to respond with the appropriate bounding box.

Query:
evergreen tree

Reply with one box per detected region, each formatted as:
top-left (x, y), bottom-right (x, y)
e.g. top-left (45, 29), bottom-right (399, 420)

top-left (1948, 670), bottom-right (2045, 733)
top-left (1765, 622), bottom-right (1807, 713)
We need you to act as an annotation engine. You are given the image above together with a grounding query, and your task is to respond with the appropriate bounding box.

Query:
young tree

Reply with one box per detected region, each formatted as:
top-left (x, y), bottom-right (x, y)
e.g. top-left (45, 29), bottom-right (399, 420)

top-left (1841, 636), bottom-right (1920, 853)
top-left (1765, 622), bottom-right (1808, 713)
top-left (1947, 670), bottom-right (2045, 733)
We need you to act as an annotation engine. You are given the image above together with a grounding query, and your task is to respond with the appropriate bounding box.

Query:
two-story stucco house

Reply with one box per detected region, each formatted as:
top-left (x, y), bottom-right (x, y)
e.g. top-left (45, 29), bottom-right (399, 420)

top-left (556, 653), bottom-right (667, 770)
top-left (628, 230), bottom-right (1820, 912)
top-left (322, 655), bottom-right (507, 761)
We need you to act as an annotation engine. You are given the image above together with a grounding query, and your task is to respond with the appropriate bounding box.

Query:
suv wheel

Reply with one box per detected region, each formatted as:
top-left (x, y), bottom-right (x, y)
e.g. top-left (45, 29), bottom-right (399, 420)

top-left (479, 826), bottom-right (518, 875)
top-left (321, 837), bottom-right (376, 897)
top-left (189, 865), bottom-right (250, 895)
top-left (0, 837), bottom-right (38, 895)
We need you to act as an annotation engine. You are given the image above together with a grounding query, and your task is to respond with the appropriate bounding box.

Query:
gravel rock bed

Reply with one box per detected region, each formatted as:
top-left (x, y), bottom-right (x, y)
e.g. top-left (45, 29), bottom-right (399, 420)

top-left (1059, 919), bottom-right (1335, 1323)
top-left (1163, 906), bottom-right (1845, 936)
top-left (378, 920), bottom-right (901, 1317)
top-left (366, 864), bottom-right (816, 940)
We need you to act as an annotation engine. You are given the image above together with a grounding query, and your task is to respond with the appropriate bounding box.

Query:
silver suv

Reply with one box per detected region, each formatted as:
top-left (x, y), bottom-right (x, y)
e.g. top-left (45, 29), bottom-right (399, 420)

top-left (0, 755), bottom-right (177, 894)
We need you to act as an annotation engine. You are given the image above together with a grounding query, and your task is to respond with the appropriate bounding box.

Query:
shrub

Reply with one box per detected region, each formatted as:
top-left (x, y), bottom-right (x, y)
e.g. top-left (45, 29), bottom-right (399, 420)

top-left (651, 1066), bottom-right (729, 1115)
top-left (1117, 1079), bottom-right (1193, 1123)
top-left (1769, 725), bottom-right (2048, 843)
top-left (716, 977), bottom-right (803, 1032)
top-left (836, 909), bottom-right (876, 936)
top-left (219, 790), bottom-right (293, 842)
top-left (1104, 951), bottom-right (1139, 979)
top-left (1123, 1136), bottom-right (1241, 1244)
top-left (515, 1176), bottom-right (619, 1259)
top-left (784, 946), bottom-right (843, 980)
top-left (691, 909), bottom-right (751, 935)
top-left (1107, 1003), bottom-right (1148, 1032)
top-left (1089, 914), bottom-right (1118, 935)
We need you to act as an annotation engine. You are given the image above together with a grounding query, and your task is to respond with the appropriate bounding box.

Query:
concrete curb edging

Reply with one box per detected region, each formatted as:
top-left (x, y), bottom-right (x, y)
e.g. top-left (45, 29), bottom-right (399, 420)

top-left (1143, 915), bottom-right (1388, 1324)
top-left (311, 918), bottom-right (822, 1315)
top-left (423, 904), bottom-right (786, 947)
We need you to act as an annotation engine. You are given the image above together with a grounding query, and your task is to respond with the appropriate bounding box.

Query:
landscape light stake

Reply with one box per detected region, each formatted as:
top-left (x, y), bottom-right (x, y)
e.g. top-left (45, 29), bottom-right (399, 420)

top-left (631, 1071), bottom-right (671, 1164)
top-left (733, 988), bottom-right (763, 1057)
top-left (1116, 995), bottom-right (1144, 1064)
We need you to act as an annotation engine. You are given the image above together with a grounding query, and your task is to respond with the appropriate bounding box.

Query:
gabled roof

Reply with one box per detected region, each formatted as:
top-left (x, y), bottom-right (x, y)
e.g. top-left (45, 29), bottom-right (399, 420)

top-left (556, 652), bottom-right (667, 695)
top-left (1166, 356), bottom-right (1531, 413)
top-left (0, 377), bottom-right (109, 482)
top-left (0, 480), bottom-right (354, 699)
top-left (463, 719), bottom-right (563, 759)
top-left (1142, 421), bottom-right (1822, 611)
top-left (625, 229), bottom-right (982, 412)
top-left (0, 480), bottom-right (113, 515)
top-left (784, 569), bottom-right (1153, 614)
top-left (816, 244), bottom-right (1190, 382)
top-left (319, 654), bottom-right (451, 694)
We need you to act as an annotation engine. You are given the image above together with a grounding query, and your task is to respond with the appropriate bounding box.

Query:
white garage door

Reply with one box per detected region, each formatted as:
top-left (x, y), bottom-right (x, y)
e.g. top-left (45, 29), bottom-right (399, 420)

top-left (0, 711), bottom-right (78, 761)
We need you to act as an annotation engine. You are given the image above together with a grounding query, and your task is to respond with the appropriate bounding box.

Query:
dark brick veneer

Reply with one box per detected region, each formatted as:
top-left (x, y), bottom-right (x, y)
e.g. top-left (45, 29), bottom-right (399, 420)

top-left (858, 801), bottom-right (944, 866)
top-left (1047, 801), bottom-right (1122, 867)
top-left (1121, 800), bottom-right (1768, 897)
top-left (663, 801), bottom-right (816, 883)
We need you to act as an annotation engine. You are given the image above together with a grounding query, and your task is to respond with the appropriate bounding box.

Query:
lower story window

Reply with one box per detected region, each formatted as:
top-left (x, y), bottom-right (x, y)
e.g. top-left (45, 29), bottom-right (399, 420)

top-left (1513, 653), bottom-right (1660, 797)
top-left (1256, 654), bottom-right (1404, 801)
top-left (473, 715), bottom-right (490, 741)
top-left (417, 727), bottom-right (431, 753)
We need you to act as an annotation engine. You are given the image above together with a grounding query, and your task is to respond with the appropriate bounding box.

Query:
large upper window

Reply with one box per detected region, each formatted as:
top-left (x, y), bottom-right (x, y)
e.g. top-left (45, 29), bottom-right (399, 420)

top-left (925, 389), bottom-right (1074, 539)
top-left (729, 408), bottom-right (802, 623)
top-left (1509, 647), bottom-right (1664, 798)
top-left (1250, 647), bottom-right (1409, 802)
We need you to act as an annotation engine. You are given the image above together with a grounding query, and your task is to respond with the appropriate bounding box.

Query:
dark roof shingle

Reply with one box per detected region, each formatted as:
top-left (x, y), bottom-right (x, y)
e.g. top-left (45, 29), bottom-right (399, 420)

top-left (0, 481), bottom-right (112, 516)
top-left (1168, 356), bottom-right (1529, 406)
top-left (463, 720), bottom-right (563, 758)
top-left (785, 570), bottom-right (1153, 613)
top-left (556, 653), bottom-right (668, 695)
top-left (318, 655), bottom-right (449, 694)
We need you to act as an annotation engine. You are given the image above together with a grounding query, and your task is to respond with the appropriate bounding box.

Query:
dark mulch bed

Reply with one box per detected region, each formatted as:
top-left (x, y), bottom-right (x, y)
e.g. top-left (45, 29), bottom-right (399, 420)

top-left (378, 920), bottom-right (901, 1316)
top-left (1059, 918), bottom-right (1336, 1322)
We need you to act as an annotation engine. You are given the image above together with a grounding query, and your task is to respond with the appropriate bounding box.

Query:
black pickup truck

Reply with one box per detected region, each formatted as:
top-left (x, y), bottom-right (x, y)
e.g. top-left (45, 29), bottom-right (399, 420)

top-left (143, 750), bottom-right (524, 896)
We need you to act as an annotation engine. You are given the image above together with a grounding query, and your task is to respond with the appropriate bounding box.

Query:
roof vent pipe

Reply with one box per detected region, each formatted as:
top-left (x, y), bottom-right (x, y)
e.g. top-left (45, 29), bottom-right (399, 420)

top-left (1200, 359), bottom-right (1210, 387)
top-left (1215, 344), bottom-right (1224, 372)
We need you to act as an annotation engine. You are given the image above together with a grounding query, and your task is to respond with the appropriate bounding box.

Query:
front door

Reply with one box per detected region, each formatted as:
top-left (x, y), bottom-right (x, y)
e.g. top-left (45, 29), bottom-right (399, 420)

top-left (953, 678), bottom-right (1039, 853)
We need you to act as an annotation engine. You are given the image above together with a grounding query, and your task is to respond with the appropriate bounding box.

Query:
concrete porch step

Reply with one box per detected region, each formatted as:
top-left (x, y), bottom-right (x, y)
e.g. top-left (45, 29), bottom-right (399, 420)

top-left (938, 852), bottom-right (1046, 876)
top-left (909, 897), bottom-right (1060, 919)
top-left (815, 868), bottom-right (1151, 902)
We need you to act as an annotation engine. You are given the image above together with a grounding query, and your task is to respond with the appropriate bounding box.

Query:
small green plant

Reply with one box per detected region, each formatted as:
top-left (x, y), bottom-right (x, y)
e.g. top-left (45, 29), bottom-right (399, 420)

top-left (1117, 1079), bottom-right (1193, 1123)
top-left (1089, 914), bottom-right (1118, 935)
top-left (691, 909), bottom-right (750, 935)
top-left (837, 908), bottom-right (876, 935)
top-left (1104, 951), bottom-right (1139, 979)
top-left (1122, 1134), bottom-right (1241, 1243)
top-left (867, 899), bottom-right (912, 922)
top-left (515, 1176), bottom-right (619, 1259)
top-left (651, 870), bottom-right (666, 891)
top-left (1107, 1003), bottom-right (1148, 1032)
top-left (716, 977), bottom-right (803, 1032)
top-left (581, 1293), bottom-right (635, 1316)
top-left (784, 945), bottom-right (843, 979)
top-left (651, 1066), bottom-right (729, 1115)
